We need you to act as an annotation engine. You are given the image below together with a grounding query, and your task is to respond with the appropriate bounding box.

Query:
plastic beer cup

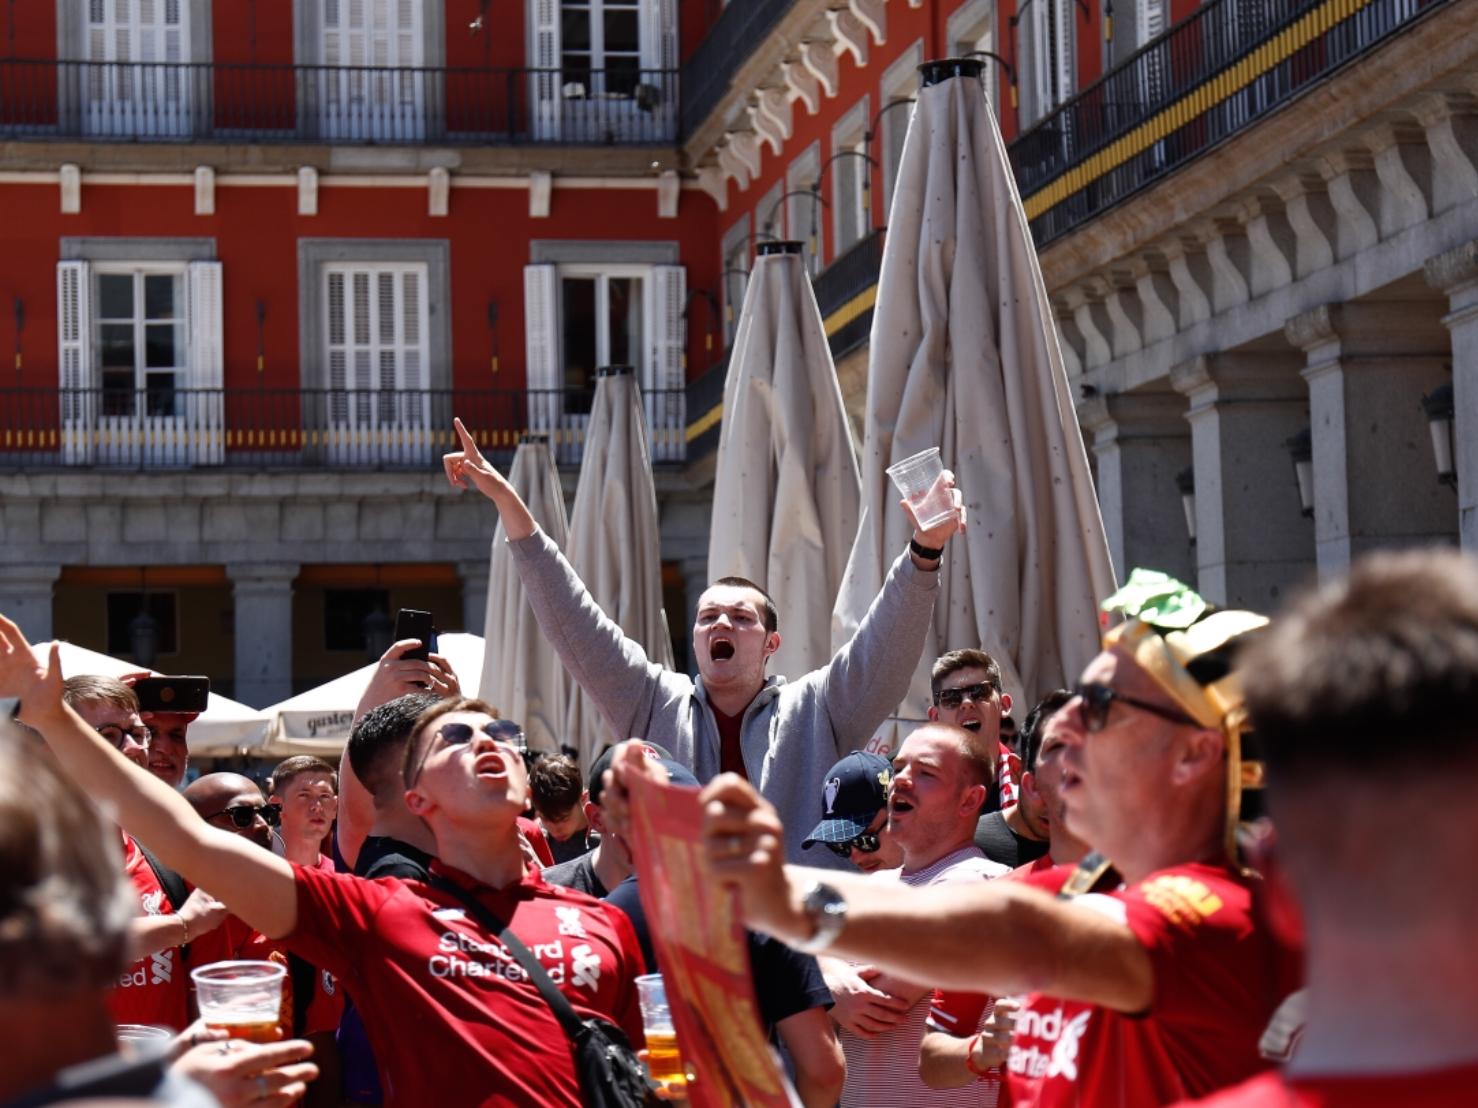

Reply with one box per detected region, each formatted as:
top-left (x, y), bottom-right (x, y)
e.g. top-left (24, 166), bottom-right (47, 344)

top-left (636, 973), bottom-right (687, 1090)
top-left (191, 960), bottom-right (286, 1044)
top-left (885, 447), bottom-right (956, 530)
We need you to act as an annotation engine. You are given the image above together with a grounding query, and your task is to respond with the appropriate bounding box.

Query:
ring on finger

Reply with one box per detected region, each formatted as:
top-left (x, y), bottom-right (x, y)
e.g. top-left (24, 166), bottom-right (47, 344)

top-left (256, 1075), bottom-right (270, 1099)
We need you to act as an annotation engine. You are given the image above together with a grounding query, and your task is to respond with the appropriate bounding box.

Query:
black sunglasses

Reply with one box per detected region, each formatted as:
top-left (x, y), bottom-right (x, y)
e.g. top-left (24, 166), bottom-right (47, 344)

top-left (409, 719), bottom-right (528, 785)
top-left (823, 831), bottom-right (881, 858)
top-left (207, 802), bottom-right (282, 829)
top-left (934, 682), bottom-right (995, 709)
top-left (1071, 682), bottom-right (1200, 734)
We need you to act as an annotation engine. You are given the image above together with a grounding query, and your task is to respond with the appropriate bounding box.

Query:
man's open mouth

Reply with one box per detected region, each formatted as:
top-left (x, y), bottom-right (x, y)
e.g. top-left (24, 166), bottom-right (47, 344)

top-left (960, 719), bottom-right (982, 732)
top-left (890, 797), bottom-right (914, 815)
top-left (710, 638), bottom-right (735, 662)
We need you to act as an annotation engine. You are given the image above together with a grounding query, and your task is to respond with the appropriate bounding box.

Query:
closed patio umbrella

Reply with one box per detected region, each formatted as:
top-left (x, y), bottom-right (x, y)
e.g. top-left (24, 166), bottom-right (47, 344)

top-left (563, 366), bottom-right (675, 767)
top-left (833, 58), bottom-right (1116, 750)
top-left (707, 240), bottom-right (861, 680)
top-left (479, 434), bottom-right (571, 754)
top-left (33, 639), bottom-right (270, 756)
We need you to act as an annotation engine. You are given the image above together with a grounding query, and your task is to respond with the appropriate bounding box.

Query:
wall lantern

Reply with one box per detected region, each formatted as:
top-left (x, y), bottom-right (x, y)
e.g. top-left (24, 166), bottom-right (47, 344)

top-left (1175, 466), bottom-right (1196, 544)
top-left (1421, 382), bottom-right (1456, 488)
top-left (1285, 428), bottom-right (1314, 519)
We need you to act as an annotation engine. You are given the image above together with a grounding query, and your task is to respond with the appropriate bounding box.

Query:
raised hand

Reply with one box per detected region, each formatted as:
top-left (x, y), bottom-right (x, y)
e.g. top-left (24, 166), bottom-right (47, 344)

top-left (0, 614), bottom-right (63, 722)
top-left (902, 469), bottom-right (966, 561)
top-left (443, 417), bottom-right (537, 540)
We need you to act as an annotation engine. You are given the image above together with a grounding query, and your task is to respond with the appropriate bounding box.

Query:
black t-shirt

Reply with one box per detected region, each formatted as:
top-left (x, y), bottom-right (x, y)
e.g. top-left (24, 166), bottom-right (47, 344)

top-left (355, 835), bottom-right (433, 882)
top-left (973, 810), bottom-right (1050, 868)
top-left (545, 832), bottom-right (592, 866)
top-left (605, 875), bottom-right (832, 1032)
top-left (540, 852), bottom-right (606, 898)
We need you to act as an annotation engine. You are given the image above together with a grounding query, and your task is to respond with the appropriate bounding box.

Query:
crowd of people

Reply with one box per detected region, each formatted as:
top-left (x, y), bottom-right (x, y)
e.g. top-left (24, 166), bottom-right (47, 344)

top-left (1, 416), bottom-right (1475, 1107)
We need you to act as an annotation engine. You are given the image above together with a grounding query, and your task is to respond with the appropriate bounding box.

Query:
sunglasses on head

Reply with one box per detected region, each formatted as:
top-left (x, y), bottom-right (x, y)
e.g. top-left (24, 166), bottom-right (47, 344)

top-left (207, 802), bottom-right (281, 829)
top-left (934, 682), bottom-right (995, 710)
top-left (823, 831), bottom-right (881, 858)
top-left (409, 719), bottom-right (528, 785)
top-left (1071, 682), bottom-right (1201, 734)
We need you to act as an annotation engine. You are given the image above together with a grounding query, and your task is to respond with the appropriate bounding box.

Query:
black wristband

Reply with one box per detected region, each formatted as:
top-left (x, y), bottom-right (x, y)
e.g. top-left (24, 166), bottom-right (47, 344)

top-left (909, 538), bottom-right (944, 561)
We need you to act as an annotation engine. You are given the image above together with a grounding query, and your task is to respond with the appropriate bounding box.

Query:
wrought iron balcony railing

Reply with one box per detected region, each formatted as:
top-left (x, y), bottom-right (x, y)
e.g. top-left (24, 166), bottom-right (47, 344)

top-left (0, 386), bottom-right (687, 470)
top-left (0, 61), bottom-right (679, 145)
top-left (1009, 0), bottom-right (1448, 245)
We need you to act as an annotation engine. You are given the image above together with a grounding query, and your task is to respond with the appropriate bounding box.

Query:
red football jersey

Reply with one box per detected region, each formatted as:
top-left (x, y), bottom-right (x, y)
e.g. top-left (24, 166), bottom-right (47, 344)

top-left (284, 859), bottom-right (644, 1106)
top-left (1178, 1064), bottom-right (1478, 1107)
top-left (107, 831), bottom-right (191, 1031)
top-left (1006, 861), bottom-right (1296, 1108)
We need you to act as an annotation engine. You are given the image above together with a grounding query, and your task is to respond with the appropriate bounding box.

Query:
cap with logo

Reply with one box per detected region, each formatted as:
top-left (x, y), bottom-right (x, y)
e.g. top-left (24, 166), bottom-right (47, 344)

top-left (801, 751), bottom-right (893, 849)
top-left (587, 740), bottom-right (676, 806)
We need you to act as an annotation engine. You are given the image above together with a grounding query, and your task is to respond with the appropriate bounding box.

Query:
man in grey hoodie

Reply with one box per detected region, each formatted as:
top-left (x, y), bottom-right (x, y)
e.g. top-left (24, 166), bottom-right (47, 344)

top-left (444, 418), bottom-right (965, 868)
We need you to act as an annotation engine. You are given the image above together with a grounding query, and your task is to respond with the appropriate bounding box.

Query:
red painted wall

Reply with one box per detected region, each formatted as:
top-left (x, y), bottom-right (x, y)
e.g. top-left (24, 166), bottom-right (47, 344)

top-left (3, 179), bottom-right (717, 397)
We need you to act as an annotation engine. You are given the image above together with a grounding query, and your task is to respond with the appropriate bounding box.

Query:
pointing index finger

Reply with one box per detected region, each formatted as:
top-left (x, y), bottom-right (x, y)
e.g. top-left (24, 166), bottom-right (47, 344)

top-left (453, 417), bottom-right (483, 460)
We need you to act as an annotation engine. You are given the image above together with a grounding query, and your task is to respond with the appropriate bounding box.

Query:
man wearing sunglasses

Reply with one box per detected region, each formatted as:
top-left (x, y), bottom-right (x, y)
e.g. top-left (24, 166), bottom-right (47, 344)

top-left (692, 584), bottom-right (1298, 1108)
top-left (444, 417), bottom-right (963, 870)
top-left (61, 674), bottom-right (227, 1033)
top-left (0, 623), bottom-right (647, 1108)
top-left (185, 772), bottom-right (281, 853)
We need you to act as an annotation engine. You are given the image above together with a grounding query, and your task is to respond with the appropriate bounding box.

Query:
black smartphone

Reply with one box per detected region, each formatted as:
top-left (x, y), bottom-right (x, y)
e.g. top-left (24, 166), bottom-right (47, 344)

top-left (134, 676), bottom-right (210, 714)
top-left (394, 608), bottom-right (436, 661)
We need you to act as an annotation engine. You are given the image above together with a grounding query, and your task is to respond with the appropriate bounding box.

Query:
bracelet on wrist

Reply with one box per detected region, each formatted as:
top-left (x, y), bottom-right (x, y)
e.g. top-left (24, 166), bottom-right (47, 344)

top-left (177, 912), bottom-right (191, 946)
top-left (963, 1031), bottom-right (993, 1079)
top-left (910, 538), bottom-right (944, 562)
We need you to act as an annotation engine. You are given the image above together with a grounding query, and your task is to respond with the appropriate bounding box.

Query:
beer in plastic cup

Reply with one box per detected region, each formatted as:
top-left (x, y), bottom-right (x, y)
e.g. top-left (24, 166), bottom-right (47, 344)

top-left (636, 973), bottom-right (687, 1090)
top-left (885, 447), bottom-right (956, 530)
top-left (191, 960), bottom-right (286, 1044)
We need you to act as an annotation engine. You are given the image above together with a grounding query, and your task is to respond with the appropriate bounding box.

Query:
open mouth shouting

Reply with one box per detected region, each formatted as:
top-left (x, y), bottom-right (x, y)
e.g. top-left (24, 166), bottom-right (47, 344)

top-left (709, 636), bottom-right (736, 663)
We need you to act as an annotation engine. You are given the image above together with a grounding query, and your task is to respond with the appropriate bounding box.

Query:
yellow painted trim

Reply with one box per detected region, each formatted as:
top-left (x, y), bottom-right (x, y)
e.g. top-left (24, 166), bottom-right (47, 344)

top-left (1022, 0), bottom-right (1377, 220)
top-left (823, 284), bottom-right (879, 337)
top-left (686, 402), bottom-right (723, 442)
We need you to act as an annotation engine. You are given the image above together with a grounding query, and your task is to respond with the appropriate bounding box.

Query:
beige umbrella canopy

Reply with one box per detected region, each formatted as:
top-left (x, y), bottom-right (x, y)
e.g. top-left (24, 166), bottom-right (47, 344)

top-left (833, 58), bottom-right (1116, 750)
top-left (480, 435), bottom-right (571, 754)
top-left (707, 241), bottom-right (862, 680)
top-left (564, 367), bottom-right (676, 766)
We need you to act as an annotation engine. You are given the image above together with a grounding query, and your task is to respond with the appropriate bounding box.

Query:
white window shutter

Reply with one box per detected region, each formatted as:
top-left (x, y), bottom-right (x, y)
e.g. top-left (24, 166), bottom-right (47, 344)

top-left (56, 260), bottom-right (93, 465)
top-left (524, 263), bottom-right (561, 439)
top-left (187, 259), bottom-right (224, 464)
top-left (1053, 0), bottom-right (1075, 109)
top-left (1139, 0), bottom-right (1166, 42)
top-left (648, 264), bottom-right (685, 462)
top-left (529, 0), bottom-right (561, 140)
top-left (639, 0), bottom-right (678, 71)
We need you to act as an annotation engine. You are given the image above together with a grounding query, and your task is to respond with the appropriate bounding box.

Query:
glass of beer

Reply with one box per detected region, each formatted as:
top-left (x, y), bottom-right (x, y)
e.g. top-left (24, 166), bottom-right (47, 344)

top-left (636, 973), bottom-right (688, 1091)
top-left (116, 1023), bottom-right (173, 1059)
top-left (191, 960), bottom-right (287, 1043)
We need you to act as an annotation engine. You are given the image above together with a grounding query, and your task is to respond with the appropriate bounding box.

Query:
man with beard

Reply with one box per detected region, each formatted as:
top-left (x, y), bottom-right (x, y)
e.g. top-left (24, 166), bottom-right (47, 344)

top-left (443, 416), bottom-right (965, 867)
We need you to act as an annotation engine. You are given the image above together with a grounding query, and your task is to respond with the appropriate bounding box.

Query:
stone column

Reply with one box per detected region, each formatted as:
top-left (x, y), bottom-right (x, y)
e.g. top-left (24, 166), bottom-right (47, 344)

top-left (227, 563), bottom-right (299, 708)
top-left (1170, 353), bottom-right (1312, 610)
top-left (458, 558), bottom-right (491, 636)
top-left (1424, 240), bottom-right (1478, 549)
top-left (1286, 302), bottom-right (1456, 579)
top-left (1077, 390), bottom-right (1195, 586)
top-left (0, 565), bottom-right (62, 643)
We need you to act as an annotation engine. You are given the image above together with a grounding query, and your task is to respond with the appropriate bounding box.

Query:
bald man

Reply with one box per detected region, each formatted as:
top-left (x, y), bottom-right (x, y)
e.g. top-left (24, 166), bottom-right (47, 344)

top-left (184, 773), bottom-right (280, 853)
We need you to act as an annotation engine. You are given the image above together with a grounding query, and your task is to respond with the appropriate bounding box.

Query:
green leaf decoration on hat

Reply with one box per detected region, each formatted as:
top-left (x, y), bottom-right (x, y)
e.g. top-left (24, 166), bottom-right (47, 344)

top-left (1101, 568), bottom-right (1209, 630)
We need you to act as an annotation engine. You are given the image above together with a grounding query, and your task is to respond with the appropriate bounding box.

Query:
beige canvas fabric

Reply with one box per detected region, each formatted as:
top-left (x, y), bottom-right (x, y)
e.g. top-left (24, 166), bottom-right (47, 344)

top-left (564, 370), bottom-right (676, 766)
top-left (707, 248), bottom-right (862, 680)
top-left (480, 437), bottom-right (571, 754)
top-left (833, 68), bottom-right (1116, 750)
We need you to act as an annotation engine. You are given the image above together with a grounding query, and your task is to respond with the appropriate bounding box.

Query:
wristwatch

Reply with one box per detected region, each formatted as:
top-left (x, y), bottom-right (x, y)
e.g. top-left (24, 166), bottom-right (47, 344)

top-left (909, 538), bottom-right (944, 562)
top-left (793, 880), bottom-right (848, 954)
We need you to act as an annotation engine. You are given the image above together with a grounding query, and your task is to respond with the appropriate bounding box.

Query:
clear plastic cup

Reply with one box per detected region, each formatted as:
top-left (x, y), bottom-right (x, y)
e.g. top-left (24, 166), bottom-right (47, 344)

top-left (190, 960), bottom-right (286, 1044)
top-left (886, 447), bottom-right (956, 530)
top-left (635, 973), bottom-right (687, 1090)
top-left (116, 1023), bottom-right (173, 1059)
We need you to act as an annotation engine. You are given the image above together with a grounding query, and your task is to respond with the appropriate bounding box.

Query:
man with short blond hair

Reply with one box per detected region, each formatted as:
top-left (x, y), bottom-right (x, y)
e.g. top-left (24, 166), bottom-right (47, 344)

top-left (270, 755), bottom-right (338, 869)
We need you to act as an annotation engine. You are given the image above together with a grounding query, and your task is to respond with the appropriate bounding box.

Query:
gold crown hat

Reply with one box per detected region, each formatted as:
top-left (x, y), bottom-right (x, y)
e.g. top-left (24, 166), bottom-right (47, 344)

top-left (1099, 570), bottom-right (1271, 860)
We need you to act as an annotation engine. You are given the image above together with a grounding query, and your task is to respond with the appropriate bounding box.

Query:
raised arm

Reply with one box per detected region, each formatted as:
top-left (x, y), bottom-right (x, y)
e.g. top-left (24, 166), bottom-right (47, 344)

top-left (820, 477), bottom-right (964, 740)
top-left (0, 615), bottom-right (299, 939)
top-left (445, 418), bottom-right (673, 740)
top-left (699, 773), bottom-right (1153, 1012)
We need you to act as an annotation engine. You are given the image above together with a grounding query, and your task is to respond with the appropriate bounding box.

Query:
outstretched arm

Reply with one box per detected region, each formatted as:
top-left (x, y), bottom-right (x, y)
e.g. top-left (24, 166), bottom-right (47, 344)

top-left (698, 773), bottom-right (1153, 1012)
top-left (443, 416), bottom-right (537, 539)
top-left (0, 615), bottom-right (299, 939)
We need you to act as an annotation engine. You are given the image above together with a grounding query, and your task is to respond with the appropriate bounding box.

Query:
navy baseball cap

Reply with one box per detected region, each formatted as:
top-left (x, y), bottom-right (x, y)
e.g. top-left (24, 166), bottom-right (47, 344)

top-left (587, 740), bottom-right (676, 806)
top-left (802, 751), bottom-right (893, 848)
